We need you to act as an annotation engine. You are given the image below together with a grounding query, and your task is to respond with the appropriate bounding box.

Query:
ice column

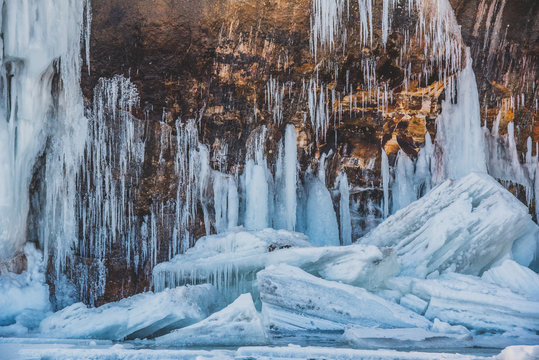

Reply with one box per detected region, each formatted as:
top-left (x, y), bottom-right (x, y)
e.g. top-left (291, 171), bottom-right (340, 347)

top-left (0, 0), bottom-right (89, 262)
top-left (305, 170), bottom-right (340, 247)
top-left (273, 125), bottom-right (298, 231)
top-left (244, 127), bottom-right (270, 230)
top-left (434, 48), bottom-right (487, 182)
top-left (337, 172), bottom-right (352, 245)
top-left (381, 149), bottom-right (390, 218)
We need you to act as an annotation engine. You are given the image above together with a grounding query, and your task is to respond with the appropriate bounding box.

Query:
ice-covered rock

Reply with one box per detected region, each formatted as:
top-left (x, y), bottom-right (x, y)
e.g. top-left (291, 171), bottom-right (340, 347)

top-left (387, 272), bottom-right (539, 334)
top-left (481, 260), bottom-right (539, 300)
top-left (0, 243), bottom-right (51, 327)
top-left (153, 228), bottom-right (398, 302)
top-left (257, 264), bottom-right (431, 340)
top-left (360, 172), bottom-right (539, 278)
top-left (344, 325), bottom-right (472, 350)
top-left (39, 284), bottom-right (224, 340)
top-left (155, 293), bottom-right (267, 347)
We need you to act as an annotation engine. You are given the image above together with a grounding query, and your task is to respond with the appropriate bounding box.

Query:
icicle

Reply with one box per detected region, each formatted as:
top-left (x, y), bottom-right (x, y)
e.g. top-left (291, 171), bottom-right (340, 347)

top-left (337, 172), bottom-right (352, 245)
top-left (273, 125), bottom-right (298, 231)
top-left (381, 148), bottom-right (390, 218)
top-left (244, 127), bottom-right (270, 230)
top-left (304, 171), bottom-right (340, 246)
top-left (434, 48), bottom-right (486, 183)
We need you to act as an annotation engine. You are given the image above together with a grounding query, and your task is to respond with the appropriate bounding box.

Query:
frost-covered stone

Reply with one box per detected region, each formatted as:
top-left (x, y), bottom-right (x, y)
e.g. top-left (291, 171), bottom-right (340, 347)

top-left (153, 228), bottom-right (398, 302)
top-left (360, 172), bottom-right (539, 278)
top-left (39, 284), bottom-right (224, 340)
top-left (257, 264), bottom-right (431, 339)
top-left (155, 293), bottom-right (267, 347)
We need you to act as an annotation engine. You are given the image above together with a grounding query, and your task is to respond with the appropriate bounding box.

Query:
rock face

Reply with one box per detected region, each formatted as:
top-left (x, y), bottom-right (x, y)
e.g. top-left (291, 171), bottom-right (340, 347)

top-left (33, 0), bottom-right (536, 304)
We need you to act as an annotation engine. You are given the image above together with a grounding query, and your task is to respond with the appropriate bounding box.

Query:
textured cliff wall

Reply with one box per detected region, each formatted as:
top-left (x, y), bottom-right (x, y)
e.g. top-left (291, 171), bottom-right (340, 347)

top-left (53, 0), bottom-right (538, 304)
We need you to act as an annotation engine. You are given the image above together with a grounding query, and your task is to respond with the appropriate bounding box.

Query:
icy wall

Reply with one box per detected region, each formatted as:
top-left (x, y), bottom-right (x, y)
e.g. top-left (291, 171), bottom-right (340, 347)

top-left (0, 0), bottom-right (537, 306)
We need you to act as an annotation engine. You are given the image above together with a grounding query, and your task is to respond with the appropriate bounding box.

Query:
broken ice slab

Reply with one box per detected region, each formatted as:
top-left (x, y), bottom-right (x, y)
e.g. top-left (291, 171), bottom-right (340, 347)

top-left (387, 272), bottom-right (539, 334)
top-left (257, 264), bottom-right (431, 341)
top-left (39, 284), bottom-right (224, 340)
top-left (155, 293), bottom-right (267, 347)
top-left (153, 228), bottom-right (399, 303)
top-left (344, 324), bottom-right (472, 350)
top-left (481, 260), bottom-right (539, 300)
top-left (360, 172), bottom-right (539, 278)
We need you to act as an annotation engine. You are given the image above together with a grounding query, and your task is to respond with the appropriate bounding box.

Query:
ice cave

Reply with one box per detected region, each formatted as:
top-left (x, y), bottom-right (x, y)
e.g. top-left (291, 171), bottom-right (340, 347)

top-left (0, 0), bottom-right (538, 359)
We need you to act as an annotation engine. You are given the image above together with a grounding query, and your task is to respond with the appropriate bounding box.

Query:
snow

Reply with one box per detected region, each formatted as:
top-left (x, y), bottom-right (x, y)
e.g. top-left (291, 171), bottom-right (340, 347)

top-left (387, 272), bottom-right (539, 334)
top-left (155, 293), bottom-right (266, 347)
top-left (237, 345), bottom-right (489, 359)
top-left (257, 264), bottom-right (431, 339)
top-left (360, 172), bottom-right (539, 277)
top-left (6, 342), bottom-right (509, 360)
top-left (344, 325), bottom-right (472, 349)
top-left (153, 228), bottom-right (398, 302)
top-left (0, 243), bottom-right (51, 329)
top-left (39, 284), bottom-right (224, 340)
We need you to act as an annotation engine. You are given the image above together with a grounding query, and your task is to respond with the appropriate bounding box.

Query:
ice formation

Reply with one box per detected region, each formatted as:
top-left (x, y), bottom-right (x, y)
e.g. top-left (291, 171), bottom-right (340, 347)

top-left (303, 171), bottom-right (340, 246)
top-left (433, 49), bottom-right (487, 183)
top-left (387, 272), bottom-right (539, 334)
top-left (0, 0), bottom-right (90, 262)
top-left (344, 325), bottom-right (472, 350)
top-left (155, 293), bottom-right (267, 347)
top-left (361, 172), bottom-right (539, 277)
top-left (337, 172), bottom-right (352, 245)
top-left (39, 284), bottom-right (224, 340)
top-left (10, 342), bottom-right (537, 360)
top-left (258, 264), bottom-right (431, 340)
top-left (481, 260), bottom-right (539, 300)
top-left (0, 243), bottom-right (51, 330)
top-left (153, 228), bottom-right (398, 302)
top-left (273, 124), bottom-right (298, 231)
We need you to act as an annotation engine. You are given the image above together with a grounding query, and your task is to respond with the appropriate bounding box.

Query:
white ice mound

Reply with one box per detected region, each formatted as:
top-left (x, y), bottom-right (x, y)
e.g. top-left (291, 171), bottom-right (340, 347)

top-left (155, 293), bottom-right (267, 347)
top-left (387, 272), bottom-right (539, 334)
top-left (481, 260), bottom-right (539, 300)
top-left (39, 284), bottom-right (224, 340)
top-left (0, 243), bottom-right (51, 328)
top-left (344, 324), bottom-right (472, 350)
top-left (153, 228), bottom-right (398, 302)
top-left (257, 264), bottom-right (431, 339)
top-left (360, 172), bottom-right (539, 277)
top-left (495, 345), bottom-right (539, 360)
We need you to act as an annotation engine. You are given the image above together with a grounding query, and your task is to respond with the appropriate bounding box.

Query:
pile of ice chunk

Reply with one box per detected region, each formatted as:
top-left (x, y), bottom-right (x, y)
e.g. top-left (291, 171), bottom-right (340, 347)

top-left (153, 227), bottom-right (399, 302)
top-left (257, 264), bottom-right (430, 340)
top-left (39, 284), bottom-right (224, 340)
top-left (360, 172), bottom-right (539, 277)
top-left (155, 293), bottom-right (266, 347)
top-left (386, 272), bottom-right (539, 335)
top-left (4, 171), bottom-right (537, 352)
